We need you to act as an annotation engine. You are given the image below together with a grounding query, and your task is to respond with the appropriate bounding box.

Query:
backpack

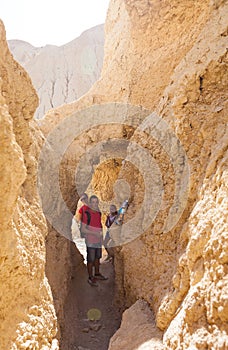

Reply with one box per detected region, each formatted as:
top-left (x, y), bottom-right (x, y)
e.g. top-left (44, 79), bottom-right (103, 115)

top-left (80, 208), bottom-right (101, 238)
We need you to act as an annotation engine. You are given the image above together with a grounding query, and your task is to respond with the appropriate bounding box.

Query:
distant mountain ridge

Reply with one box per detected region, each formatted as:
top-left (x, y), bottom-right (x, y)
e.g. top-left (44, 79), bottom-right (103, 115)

top-left (8, 24), bottom-right (104, 119)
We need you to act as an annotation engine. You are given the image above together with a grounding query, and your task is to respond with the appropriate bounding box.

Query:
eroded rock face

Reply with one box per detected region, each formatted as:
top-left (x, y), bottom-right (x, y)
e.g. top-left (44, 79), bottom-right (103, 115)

top-left (154, 4), bottom-right (228, 348)
top-left (39, 0), bottom-right (228, 349)
top-left (108, 300), bottom-right (163, 350)
top-left (40, 0), bottom-right (212, 130)
top-left (0, 20), bottom-right (59, 349)
top-left (161, 146), bottom-right (228, 349)
top-left (8, 25), bottom-right (104, 119)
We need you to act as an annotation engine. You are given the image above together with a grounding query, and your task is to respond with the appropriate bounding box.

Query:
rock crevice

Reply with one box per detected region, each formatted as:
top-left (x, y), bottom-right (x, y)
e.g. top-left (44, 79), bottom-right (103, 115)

top-left (0, 0), bottom-right (227, 349)
top-left (40, 1), bottom-right (228, 349)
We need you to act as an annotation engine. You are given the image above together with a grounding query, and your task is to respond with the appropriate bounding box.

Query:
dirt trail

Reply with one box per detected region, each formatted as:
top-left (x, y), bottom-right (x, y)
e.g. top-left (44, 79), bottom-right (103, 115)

top-left (60, 254), bottom-right (121, 350)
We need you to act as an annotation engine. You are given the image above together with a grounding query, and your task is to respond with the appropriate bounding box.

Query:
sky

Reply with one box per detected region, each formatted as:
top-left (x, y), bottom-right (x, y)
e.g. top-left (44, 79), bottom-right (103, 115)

top-left (1, 0), bottom-right (110, 47)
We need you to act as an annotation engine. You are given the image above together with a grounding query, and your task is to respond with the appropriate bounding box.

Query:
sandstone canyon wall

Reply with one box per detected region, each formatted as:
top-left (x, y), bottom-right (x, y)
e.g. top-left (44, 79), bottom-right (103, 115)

top-left (0, 20), bottom-right (60, 349)
top-left (1, 0), bottom-right (227, 349)
top-left (8, 24), bottom-right (104, 119)
top-left (40, 0), bottom-right (228, 349)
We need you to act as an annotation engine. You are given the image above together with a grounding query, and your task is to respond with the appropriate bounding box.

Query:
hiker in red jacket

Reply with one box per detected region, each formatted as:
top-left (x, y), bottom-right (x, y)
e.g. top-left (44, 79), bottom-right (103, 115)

top-left (81, 195), bottom-right (108, 286)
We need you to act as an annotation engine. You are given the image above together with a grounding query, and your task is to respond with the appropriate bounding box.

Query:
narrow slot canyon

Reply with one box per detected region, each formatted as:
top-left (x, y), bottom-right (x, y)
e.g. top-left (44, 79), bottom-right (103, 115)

top-left (44, 154), bottom-right (125, 350)
top-left (60, 247), bottom-right (121, 350)
top-left (1, 0), bottom-right (228, 349)
top-left (45, 223), bottom-right (122, 350)
top-left (39, 97), bottom-right (208, 349)
top-left (43, 116), bottom-right (153, 349)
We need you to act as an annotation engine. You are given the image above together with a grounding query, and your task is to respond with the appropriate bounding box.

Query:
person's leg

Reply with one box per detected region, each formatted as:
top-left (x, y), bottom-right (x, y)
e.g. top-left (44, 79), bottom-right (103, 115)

top-left (103, 231), bottom-right (110, 248)
top-left (94, 247), bottom-right (101, 274)
top-left (104, 232), bottom-right (112, 259)
top-left (105, 245), bottom-right (112, 260)
top-left (87, 247), bottom-right (97, 285)
top-left (94, 258), bottom-right (100, 275)
top-left (94, 248), bottom-right (108, 280)
top-left (87, 262), bottom-right (93, 278)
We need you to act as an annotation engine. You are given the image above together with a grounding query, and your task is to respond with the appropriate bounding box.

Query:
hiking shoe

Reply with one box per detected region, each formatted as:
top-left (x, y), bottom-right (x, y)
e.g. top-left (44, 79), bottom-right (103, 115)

top-left (88, 277), bottom-right (98, 286)
top-left (95, 273), bottom-right (108, 280)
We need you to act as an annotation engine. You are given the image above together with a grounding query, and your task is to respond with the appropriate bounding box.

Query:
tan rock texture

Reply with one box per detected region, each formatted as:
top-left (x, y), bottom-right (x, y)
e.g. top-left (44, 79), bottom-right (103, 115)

top-left (0, 20), bottom-right (59, 349)
top-left (8, 25), bottom-right (104, 119)
top-left (109, 300), bottom-right (163, 350)
top-left (39, 0), bottom-right (227, 349)
top-left (40, 0), bottom-right (212, 132)
top-left (45, 224), bottom-right (84, 337)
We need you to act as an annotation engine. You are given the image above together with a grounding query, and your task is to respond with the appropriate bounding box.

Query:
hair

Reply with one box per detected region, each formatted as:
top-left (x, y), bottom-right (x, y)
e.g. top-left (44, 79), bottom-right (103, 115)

top-left (80, 193), bottom-right (88, 201)
top-left (89, 195), bottom-right (99, 203)
top-left (110, 204), bottom-right (117, 211)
